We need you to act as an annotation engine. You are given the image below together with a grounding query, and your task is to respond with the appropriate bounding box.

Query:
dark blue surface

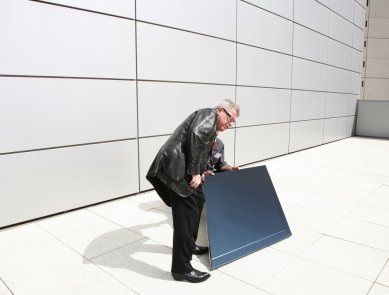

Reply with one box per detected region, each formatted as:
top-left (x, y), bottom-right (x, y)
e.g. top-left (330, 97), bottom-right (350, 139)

top-left (203, 165), bottom-right (291, 269)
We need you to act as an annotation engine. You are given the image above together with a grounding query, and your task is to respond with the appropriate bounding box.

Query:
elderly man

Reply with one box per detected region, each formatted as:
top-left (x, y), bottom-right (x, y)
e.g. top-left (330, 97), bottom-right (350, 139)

top-left (146, 99), bottom-right (240, 283)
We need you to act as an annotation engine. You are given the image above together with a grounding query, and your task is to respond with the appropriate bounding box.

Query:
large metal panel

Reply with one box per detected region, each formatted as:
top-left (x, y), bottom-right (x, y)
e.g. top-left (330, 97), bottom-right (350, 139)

top-left (203, 166), bottom-right (291, 269)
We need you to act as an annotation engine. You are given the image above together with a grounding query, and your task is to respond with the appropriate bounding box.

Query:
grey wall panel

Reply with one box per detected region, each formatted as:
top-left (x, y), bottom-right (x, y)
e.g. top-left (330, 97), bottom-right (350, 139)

top-left (137, 23), bottom-right (236, 84)
top-left (329, 11), bottom-right (354, 46)
top-left (292, 58), bottom-right (327, 91)
top-left (294, 0), bottom-right (330, 35)
top-left (0, 77), bottom-right (137, 153)
top-left (139, 136), bottom-right (169, 191)
top-left (236, 87), bottom-right (291, 127)
top-left (0, 140), bottom-right (139, 228)
top-left (368, 18), bottom-right (389, 38)
top-left (293, 25), bottom-right (328, 63)
top-left (364, 78), bottom-right (389, 100)
top-left (243, 0), bottom-right (293, 19)
top-left (237, 1), bottom-right (293, 54)
top-left (323, 117), bottom-right (347, 143)
top-left (327, 39), bottom-right (353, 70)
top-left (291, 90), bottom-right (326, 120)
top-left (0, 1), bottom-right (135, 78)
top-left (366, 58), bottom-right (389, 78)
top-left (356, 100), bottom-right (389, 138)
top-left (137, 0), bottom-right (236, 41)
top-left (325, 93), bottom-right (350, 117)
top-left (369, 0), bottom-right (389, 17)
top-left (326, 67), bottom-right (352, 93)
top-left (289, 120), bottom-right (324, 152)
top-left (366, 39), bottom-right (389, 59)
top-left (235, 124), bottom-right (289, 165)
top-left (43, 0), bottom-right (135, 18)
top-left (237, 44), bottom-right (292, 88)
top-left (137, 82), bottom-right (235, 137)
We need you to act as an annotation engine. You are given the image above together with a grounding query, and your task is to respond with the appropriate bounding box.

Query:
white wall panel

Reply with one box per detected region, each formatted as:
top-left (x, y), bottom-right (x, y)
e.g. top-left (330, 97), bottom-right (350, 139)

top-left (216, 128), bottom-right (236, 166)
top-left (292, 58), bottom-right (327, 91)
top-left (327, 39), bottom-right (353, 70)
top-left (138, 82), bottom-right (235, 137)
top-left (0, 1), bottom-right (135, 78)
top-left (316, 0), bottom-right (331, 7)
top-left (348, 95), bottom-right (358, 116)
top-left (355, 0), bottom-right (366, 8)
top-left (235, 124), bottom-right (289, 165)
top-left (237, 44), bottom-right (292, 88)
top-left (353, 26), bottom-right (364, 51)
top-left (351, 49), bottom-right (363, 73)
top-left (346, 116), bottom-right (356, 137)
top-left (326, 67), bottom-right (352, 93)
top-left (237, 1), bottom-right (293, 54)
top-left (353, 2), bottom-right (365, 28)
top-left (294, 0), bottom-right (330, 35)
top-left (329, 11), bottom-right (354, 46)
top-left (0, 140), bottom-right (139, 228)
top-left (289, 120), bottom-right (324, 152)
top-left (291, 90), bottom-right (326, 120)
top-left (137, 0), bottom-right (236, 41)
top-left (43, 0), bottom-right (135, 18)
top-left (325, 93), bottom-right (350, 117)
top-left (323, 117), bottom-right (347, 143)
top-left (243, 0), bottom-right (293, 19)
top-left (137, 23), bottom-right (236, 84)
top-left (236, 87), bottom-right (291, 126)
top-left (293, 24), bottom-right (328, 63)
top-left (0, 78), bottom-right (137, 154)
top-left (327, 0), bottom-right (355, 22)
top-left (139, 136), bottom-right (169, 191)
top-left (351, 72), bottom-right (362, 94)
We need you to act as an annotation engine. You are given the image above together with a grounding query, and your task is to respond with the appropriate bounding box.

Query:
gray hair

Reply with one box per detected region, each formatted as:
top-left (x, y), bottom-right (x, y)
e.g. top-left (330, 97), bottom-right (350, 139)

top-left (215, 99), bottom-right (240, 117)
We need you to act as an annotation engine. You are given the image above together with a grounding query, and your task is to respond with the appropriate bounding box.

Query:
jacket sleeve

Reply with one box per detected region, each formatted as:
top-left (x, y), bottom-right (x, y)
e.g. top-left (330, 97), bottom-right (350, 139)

top-left (186, 110), bottom-right (216, 176)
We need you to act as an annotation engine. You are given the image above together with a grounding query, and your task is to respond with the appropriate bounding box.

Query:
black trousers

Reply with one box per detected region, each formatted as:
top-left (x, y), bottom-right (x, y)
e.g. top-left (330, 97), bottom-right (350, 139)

top-left (167, 187), bottom-right (205, 274)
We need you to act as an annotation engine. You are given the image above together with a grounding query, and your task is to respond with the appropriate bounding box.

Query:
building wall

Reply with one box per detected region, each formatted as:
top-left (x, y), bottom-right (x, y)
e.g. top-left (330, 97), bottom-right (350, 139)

top-left (0, 0), bottom-right (365, 227)
top-left (362, 0), bottom-right (389, 100)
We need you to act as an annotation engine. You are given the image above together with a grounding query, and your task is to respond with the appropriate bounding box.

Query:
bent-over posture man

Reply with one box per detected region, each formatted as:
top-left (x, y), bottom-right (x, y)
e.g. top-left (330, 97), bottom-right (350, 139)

top-left (146, 99), bottom-right (240, 283)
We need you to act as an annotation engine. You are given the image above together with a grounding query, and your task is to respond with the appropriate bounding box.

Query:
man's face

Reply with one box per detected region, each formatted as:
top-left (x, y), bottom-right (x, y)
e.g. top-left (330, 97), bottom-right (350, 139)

top-left (216, 107), bottom-right (238, 132)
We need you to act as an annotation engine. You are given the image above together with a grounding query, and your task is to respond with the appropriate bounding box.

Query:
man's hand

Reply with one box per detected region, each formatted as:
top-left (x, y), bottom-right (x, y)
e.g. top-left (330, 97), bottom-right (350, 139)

top-left (190, 174), bottom-right (202, 189)
top-left (203, 170), bottom-right (215, 176)
top-left (220, 165), bottom-right (240, 172)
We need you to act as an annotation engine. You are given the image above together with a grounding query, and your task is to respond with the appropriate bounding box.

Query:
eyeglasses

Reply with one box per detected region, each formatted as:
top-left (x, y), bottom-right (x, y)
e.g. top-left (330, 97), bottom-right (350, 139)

top-left (222, 108), bottom-right (235, 123)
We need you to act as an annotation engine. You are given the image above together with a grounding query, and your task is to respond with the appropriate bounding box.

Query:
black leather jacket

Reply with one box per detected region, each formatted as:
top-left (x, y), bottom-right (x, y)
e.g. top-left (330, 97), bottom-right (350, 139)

top-left (146, 108), bottom-right (217, 204)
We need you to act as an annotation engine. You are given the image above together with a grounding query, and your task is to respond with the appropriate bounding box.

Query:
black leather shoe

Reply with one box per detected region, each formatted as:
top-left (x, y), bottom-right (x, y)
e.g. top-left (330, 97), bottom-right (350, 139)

top-left (172, 269), bottom-right (211, 283)
top-left (193, 245), bottom-right (209, 255)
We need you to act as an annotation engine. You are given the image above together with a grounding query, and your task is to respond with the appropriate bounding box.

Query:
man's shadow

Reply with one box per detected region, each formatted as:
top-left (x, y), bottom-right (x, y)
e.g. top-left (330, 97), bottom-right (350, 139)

top-left (82, 199), bottom-right (209, 281)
